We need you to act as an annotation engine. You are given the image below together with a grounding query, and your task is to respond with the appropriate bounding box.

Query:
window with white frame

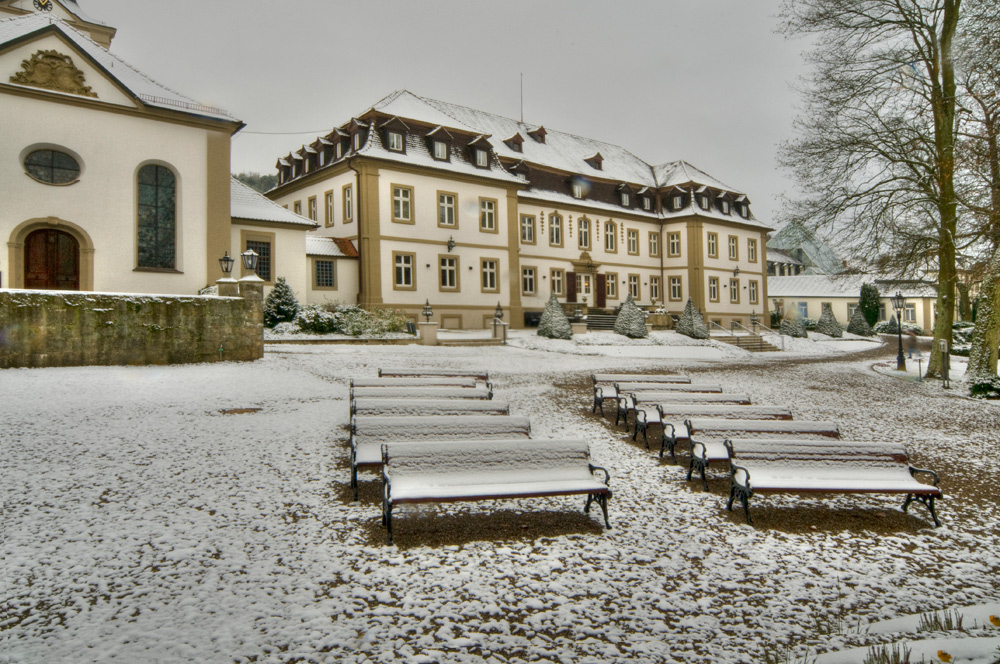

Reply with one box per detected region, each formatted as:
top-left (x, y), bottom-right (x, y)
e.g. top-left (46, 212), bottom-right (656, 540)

top-left (670, 276), bottom-right (682, 301)
top-left (749, 280), bottom-right (759, 304)
top-left (440, 256), bottom-right (458, 290)
top-left (480, 199), bottom-right (497, 231)
top-left (577, 273), bottom-right (593, 299)
top-left (549, 213), bottom-right (562, 245)
top-left (798, 302), bottom-right (808, 318)
top-left (481, 259), bottom-right (498, 292)
top-left (520, 215), bottom-right (535, 243)
top-left (475, 149), bottom-right (488, 167)
top-left (642, 196), bottom-right (651, 211)
top-left (572, 183), bottom-right (583, 199)
top-left (394, 253), bottom-right (414, 289)
top-left (522, 267), bottom-right (535, 294)
top-left (709, 277), bottom-right (719, 302)
top-left (729, 236), bottom-right (739, 260)
top-left (343, 185), bottom-right (353, 222)
top-left (649, 232), bottom-right (659, 257)
top-left (748, 238), bottom-right (758, 262)
top-left (605, 222), bottom-right (617, 252)
top-left (672, 195), bottom-right (683, 210)
top-left (578, 218), bottom-right (590, 249)
top-left (848, 303), bottom-right (859, 319)
top-left (353, 133), bottom-right (361, 150)
top-left (628, 274), bottom-right (640, 298)
top-left (387, 131), bottom-right (404, 152)
top-left (551, 269), bottom-right (564, 295)
top-left (438, 193), bottom-right (456, 227)
top-left (668, 232), bottom-right (681, 257)
top-left (315, 259), bottom-right (335, 288)
top-left (433, 141), bottom-right (448, 160)
top-left (620, 192), bottom-right (630, 206)
top-left (627, 229), bottom-right (639, 255)
top-left (731, 279), bottom-right (741, 303)
top-left (720, 199), bottom-right (731, 214)
top-left (650, 276), bottom-right (661, 302)
top-left (325, 191), bottom-right (334, 226)
top-left (707, 232), bottom-right (718, 257)
top-left (308, 196), bottom-right (317, 221)
top-left (904, 303), bottom-right (916, 322)
top-left (605, 272), bottom-right (617, 298)
top-left (392, 186), bottom-right (412, 222)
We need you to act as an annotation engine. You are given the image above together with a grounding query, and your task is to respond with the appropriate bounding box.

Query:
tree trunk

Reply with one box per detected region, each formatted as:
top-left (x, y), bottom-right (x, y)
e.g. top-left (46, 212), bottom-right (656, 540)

top-left (967, 246), bottom-right (1000, 386)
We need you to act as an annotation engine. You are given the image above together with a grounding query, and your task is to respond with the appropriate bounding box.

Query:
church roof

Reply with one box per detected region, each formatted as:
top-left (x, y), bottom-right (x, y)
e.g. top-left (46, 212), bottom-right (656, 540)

top-left (231, 178), bottom-right (317, 228)
top-left (0, 13), bottom-right (238, 123)
top-left (766, 221), bottom-right (844, 275)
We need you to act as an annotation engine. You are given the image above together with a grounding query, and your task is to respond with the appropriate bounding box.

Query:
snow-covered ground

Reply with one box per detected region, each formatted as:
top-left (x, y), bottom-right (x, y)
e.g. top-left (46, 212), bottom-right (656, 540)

top-left (3, 335), bottom-right (999, 663)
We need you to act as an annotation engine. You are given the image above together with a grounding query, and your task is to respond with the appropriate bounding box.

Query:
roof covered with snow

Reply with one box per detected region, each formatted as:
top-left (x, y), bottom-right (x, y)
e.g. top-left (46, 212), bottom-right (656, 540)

top-left (767, 274), bottom-right (938, 298)
top-left (767, 221), bottom-right (844, 275)
top-left (306, 236), bottom-right (357, 258)
top-left (0, 13), bottom-right (237, 123)
top-left (231, 178), bottom-right (317, 228)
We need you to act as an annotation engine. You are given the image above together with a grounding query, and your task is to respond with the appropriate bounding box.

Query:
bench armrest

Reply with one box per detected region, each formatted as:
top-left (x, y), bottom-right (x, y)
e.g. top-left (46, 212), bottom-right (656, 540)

top-left (909, 465), bottom-right (940, 487)
top-left (634, 407), bottom-right (647, 425)
top-left (690, 439), bottom-right (706, 461)
top-left (729, 461), bottom-right (751, 490)
top-left (662, 421), bottom-right (675, 437)
top-left (589, 464), bottom-right (611, 485)
top-left (594, 386), bottom-right (605, 400)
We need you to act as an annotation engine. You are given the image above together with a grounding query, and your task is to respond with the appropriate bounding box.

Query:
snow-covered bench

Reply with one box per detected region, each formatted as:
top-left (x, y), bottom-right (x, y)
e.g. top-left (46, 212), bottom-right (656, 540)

top-left (351, 398), bottom-right (510, 418)
top-left (594, 382), bottom-right (723, 418)
top-left (379, 368), bottom-right (490, 381)
top-left (723, 439), bottom-right (942, 527)
top-left (351, 377), bottom-right (480, 388)
top-left (380, 439), bottom-right (611, 544)
top-left (682, 418), bottom-right (840, 486)
top-left (612, 383), bottom-right (725, 425)
top-left (349, 415), bottom-right (532, 499)
top-left (592, 373), bottom-right (690, 385)
top-left (630, 404), bottom-right (793, 450)
top-left (350, 386), bottom-right (494, 401)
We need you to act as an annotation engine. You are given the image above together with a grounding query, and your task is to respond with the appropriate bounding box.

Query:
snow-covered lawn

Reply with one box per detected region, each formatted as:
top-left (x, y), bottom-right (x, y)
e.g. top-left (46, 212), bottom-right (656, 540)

top-left (3, 337), bottom-right (999, 663)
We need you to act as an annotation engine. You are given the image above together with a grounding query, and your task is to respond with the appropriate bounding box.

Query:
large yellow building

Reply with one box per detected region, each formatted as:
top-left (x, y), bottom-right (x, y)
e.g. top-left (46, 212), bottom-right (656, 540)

top-left (268, 91), bottom-right (772, 329)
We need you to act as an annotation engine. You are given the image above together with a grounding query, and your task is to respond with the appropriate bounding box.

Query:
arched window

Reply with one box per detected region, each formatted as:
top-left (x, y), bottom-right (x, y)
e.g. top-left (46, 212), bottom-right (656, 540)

top-left (137, 164), bottom-right (176, 269)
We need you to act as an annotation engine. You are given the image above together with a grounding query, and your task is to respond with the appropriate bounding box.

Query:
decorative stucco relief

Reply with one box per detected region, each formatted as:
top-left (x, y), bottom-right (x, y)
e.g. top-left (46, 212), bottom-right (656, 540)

top-left (10, 49), bottom-right (97, 97)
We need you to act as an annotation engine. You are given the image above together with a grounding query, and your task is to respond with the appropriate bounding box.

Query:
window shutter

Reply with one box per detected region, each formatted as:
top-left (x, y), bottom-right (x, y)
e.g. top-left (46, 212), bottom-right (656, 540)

top-left (566, 271), bottom-right (577, 303)
top-left (596, 274), bottom-right (607, 308)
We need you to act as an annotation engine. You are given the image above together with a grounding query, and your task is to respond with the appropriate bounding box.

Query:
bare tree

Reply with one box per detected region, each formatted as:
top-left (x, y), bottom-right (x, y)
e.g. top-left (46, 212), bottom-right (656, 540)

top-left (778, 0), bottom-right (962, 377)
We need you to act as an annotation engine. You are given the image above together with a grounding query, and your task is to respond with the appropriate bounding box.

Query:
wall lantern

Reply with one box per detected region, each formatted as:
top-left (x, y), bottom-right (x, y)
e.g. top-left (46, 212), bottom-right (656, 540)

top-left (733, 266), bottom-right (741, 277)
top-left (422, 299), bottom-right (434, 323)
top-left (241, 248), bottom-right (259, 272)
top-left (447, 236), bottom-right (456, 252)
top-left (494, 302), bottom-right (504, 320)
top-left (219, 251), bottom-right (234, 277)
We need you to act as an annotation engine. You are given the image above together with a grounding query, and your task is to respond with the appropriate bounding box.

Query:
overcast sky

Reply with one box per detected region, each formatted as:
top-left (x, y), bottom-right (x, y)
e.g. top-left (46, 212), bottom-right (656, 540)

top-left (83, 0), bottom-right (811, 226)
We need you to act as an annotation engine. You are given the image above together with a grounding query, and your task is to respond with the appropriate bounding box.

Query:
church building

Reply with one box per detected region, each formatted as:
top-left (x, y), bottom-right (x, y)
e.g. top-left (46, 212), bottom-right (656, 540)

top-left (267, 90), bottom-right (772, 329)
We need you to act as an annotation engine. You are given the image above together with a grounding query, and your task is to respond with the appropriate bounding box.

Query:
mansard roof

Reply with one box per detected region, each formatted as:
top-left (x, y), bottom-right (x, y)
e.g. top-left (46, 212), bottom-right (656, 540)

top-left (0, 14), bottom-right (238, 124)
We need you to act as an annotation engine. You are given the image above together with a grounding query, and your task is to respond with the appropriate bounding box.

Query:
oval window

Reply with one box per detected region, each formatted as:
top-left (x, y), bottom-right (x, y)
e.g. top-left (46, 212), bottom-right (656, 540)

top-left (24, 149), bottom-right (81, 184)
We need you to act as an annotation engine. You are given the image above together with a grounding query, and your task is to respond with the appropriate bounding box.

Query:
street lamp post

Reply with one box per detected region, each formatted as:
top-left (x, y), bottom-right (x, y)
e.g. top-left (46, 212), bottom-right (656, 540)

top-left (891, 291), bottom-right (906, 371)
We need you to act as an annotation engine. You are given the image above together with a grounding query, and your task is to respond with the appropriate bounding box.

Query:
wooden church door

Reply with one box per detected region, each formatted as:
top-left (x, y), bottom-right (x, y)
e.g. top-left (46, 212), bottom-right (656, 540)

top-left (25, 229), bottom-right (79, 290)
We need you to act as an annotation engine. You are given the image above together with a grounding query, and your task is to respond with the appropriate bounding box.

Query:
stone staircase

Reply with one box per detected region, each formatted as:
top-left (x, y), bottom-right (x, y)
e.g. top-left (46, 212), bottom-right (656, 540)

top-left (586, 313), bottom-right (618, 331)
top-left (437, 337), bottom-right (504, 347)
top-left (714, 334), bottom-right (781, 352)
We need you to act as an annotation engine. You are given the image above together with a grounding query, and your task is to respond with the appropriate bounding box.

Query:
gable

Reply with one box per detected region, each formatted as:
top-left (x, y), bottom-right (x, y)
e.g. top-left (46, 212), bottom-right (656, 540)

top-left (1, 30), bottom-right (134, 106)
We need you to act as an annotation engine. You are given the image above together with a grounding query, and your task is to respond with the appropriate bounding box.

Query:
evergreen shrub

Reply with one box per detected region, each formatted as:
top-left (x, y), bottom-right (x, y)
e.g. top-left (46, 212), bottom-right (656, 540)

top-left (613, 294), bottom-right (648, 338)
top-left (846, 308), bottom-right (874, 336)
top-left (677, 298), bottom-right (709, 339)
top-left (537, 293), bottom-right (573, 339)
top-left (815, 304), bottom-right (843, 337)
top-left (264, 277), bottom-right (300, 327)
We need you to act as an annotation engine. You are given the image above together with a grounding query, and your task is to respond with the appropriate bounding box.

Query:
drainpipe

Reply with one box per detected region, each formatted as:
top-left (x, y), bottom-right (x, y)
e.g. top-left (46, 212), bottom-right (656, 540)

top-left (347, 156), bottom-right (362, 305)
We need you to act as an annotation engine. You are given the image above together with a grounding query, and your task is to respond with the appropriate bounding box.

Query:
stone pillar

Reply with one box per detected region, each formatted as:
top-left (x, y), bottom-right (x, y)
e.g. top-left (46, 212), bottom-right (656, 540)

top-left (418, 322), bottom-right (438, 346)
top-left (571, 322), bottom-right (588, 335)
top-left (216, 278), bottom-right (239, 298)
top-left (239, 276), bottom-right (265, 360)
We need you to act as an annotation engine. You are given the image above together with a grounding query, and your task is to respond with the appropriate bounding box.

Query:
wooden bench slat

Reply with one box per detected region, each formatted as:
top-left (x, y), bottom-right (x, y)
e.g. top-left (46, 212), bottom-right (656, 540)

top-left (632, 392), bottom-right (752, 404)
top-left (351, 398), bottom-right (510, 417)
top-left (615, 382), bottom-right (723, 393)
top-left (379, 368), bottom-right (490, 380)
top-left (687, 419), bottom-right (840, 436)
top-left (351, 377), bottom-right (479, 388)
top-left (351, 386), bottom-right (493, 400)
top-left (592, 373), bottom-right (690, 384)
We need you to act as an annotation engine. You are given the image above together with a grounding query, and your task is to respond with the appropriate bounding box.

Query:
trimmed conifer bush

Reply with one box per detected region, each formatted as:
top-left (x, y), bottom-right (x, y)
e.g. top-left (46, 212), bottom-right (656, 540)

top-left (263, 277), bottom-right (300, 327)
top-left (859, 283), bottom-right (881, 328)
top-left (780, 307), bottom-right (807, 338)
top-left (846, 307), bottom-right (874, 336)
top-left (676, 298), bottom-right (709, 339)
top-left (815, 303), bottom-right (843, 337)
top-left (537, 293), bottom-right (572, 339)
top-left (614, 293), bottom-right (648, 338)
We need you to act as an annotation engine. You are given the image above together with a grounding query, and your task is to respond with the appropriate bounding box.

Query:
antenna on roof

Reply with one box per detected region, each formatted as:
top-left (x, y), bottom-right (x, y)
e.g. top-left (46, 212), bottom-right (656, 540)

top-left (520, 73), bottom-right (523, 124)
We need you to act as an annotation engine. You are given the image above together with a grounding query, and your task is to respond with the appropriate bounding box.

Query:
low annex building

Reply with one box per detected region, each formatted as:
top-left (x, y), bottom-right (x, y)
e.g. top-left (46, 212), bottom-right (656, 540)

top-left (267, 90), bottom-right (772, 329)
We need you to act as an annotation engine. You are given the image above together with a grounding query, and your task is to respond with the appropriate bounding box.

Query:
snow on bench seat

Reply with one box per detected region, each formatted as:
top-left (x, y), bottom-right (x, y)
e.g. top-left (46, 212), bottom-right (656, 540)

top-left (723, 439), bottom-right (942, 526)
top-left (351, 377), bottom-right (479, 388)
top-left (349, 415), bottom-right (532, 498)
top-left (379, 368), bottom-right (490, 381)
top-left (380, 438), bottom-right (611, 544)
top-left (350, 386), bottom-right (493, 400)
top-left (592, 373), bottom-right (690, 385)
top-left (351, 398), bottom-right (510, 417)
top-left (594, 382), bottom-right (724, 417)
top-left (631, 392), bottom-right (752, 405)
top-left (679, 418), bottom-right (840, 477)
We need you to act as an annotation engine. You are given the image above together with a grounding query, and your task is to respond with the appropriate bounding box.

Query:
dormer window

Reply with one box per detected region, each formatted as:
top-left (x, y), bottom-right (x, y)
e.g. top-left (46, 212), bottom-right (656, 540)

top-left (740, 204), bottom-right (750, 218)
top-left (505, 133), bottom-right (524, 152)
top-left (336, 143), bottom-right (343, 159)
top-left (585, 152), bottom-right (604, 171)
top-left (475, 149), bottom-right (488, 167)
top-left (699, 195), bottom-right (710, 210)
top-left (353, 133), bottom-right (361, 151)
top-left (642, 197), bottom-right (651, 211)
top-left (387, 131), bottom-right (404, 152)
top-left (433, 141), bottom-right (448, 160)
top-left (620, 192), bottom-right (630, 207)
top-left (720, 199), bottom-right (731, 215)
top-left (528, 126), bottom-right (547, 144)
top-left (672, 195), bottom-right (683, 211)
top-left (572, 183), bottom-right (583, 199)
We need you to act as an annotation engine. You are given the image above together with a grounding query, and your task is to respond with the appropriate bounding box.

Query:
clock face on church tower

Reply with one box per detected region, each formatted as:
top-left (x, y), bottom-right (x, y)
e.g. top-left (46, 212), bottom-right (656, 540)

top-left (34, 0), bottom-right (54, 11)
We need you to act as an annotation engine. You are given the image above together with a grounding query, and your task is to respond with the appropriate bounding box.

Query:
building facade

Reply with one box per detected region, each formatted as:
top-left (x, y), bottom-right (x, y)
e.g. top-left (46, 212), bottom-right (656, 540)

top-left (268, 91), bottom-right (772, 329)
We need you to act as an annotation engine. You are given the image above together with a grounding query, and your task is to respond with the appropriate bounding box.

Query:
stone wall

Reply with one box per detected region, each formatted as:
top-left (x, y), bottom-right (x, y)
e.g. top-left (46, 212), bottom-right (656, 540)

top-left (0, 282), bottom-right (263, 368)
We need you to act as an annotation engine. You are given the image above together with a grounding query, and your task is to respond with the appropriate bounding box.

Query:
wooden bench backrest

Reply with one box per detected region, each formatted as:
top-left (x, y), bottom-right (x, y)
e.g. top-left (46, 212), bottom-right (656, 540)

top-left (687, 418), bottom-right (840, 437)
top-left (592, 373), bottom-right (690, 385)
top-left (382, 439), bottom-right (591, 478)
top-left (656, 404), bottom-right (792, 419)
top-left (379, 368), bottom-right (490, 380)
top-left (350, 386), bottom-right (493, 400)
top-left (726, 438), bottom-right (910, 465)
top-left (351, 398), bottom-right (510, 417)
top-left (615, 382), bottom-right (722, 393)
top-left (351, 377), bottom-right (478, 388)
top-left (632, 392), bottom-right (752, 404)
top-left (352, 415), bottom-right (531, 442)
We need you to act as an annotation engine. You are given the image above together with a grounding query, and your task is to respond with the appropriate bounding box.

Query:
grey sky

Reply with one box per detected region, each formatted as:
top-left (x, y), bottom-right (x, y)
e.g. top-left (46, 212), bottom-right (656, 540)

top-left (84, 0), bottom-right (809, 226)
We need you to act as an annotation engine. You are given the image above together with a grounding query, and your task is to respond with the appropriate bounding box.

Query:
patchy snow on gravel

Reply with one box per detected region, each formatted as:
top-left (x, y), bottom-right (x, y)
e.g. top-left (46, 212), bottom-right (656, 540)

top-left (2, 339), bottom-right (999, 663)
